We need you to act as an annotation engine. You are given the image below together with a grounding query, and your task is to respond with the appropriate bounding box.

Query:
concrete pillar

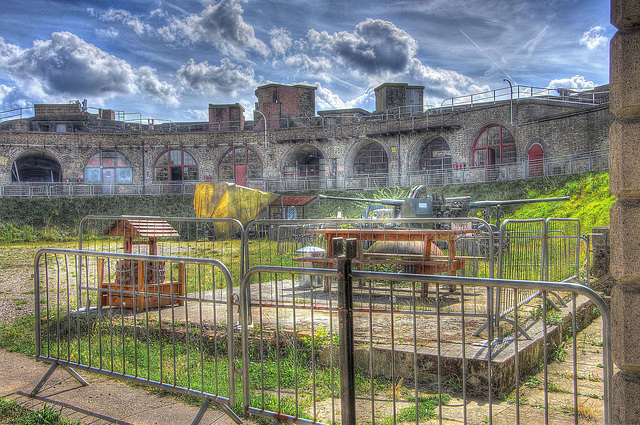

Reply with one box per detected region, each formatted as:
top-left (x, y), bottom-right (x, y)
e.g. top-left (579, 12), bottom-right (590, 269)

top-left (609, 1), bottom-right (640, 423)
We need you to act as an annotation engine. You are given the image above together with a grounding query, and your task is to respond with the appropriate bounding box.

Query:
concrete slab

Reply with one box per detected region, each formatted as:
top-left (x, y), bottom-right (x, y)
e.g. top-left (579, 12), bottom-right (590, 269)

top-left (0, 349), bottom-right (257, 425)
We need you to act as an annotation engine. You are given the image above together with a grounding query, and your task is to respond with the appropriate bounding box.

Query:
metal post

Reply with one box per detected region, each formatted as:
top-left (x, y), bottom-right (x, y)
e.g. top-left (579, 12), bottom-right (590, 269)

top-left (335, 237), bottom-right (357, 424)
top-left (504, 79), bottom-right (513, 125)
top-left (254, 109), bottom-right (268, 148)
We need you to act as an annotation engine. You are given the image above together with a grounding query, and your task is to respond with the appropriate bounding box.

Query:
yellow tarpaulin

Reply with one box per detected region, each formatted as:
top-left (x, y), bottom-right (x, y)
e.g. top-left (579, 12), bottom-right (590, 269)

top-left (193, 182), bottom-right (278, 239)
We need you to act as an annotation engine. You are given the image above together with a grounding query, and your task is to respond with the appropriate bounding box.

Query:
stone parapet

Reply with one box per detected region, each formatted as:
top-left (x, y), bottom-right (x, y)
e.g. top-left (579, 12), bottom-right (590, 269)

top-left (611, 0), bottom-right (640, 30)
top-left (610, 118), bottom-right (640, 198)
top-left (610, 31), bottom-right (640, 118)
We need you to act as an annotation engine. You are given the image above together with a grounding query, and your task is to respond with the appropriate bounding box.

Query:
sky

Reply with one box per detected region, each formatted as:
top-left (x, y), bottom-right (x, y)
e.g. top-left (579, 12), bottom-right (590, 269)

top-left (0, 0), bottom-right (613, 122)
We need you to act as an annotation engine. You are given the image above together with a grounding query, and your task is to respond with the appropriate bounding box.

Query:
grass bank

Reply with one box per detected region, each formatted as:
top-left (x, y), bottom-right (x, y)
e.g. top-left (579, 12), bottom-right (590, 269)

top-left (0, 172), bottom-right (613, 243)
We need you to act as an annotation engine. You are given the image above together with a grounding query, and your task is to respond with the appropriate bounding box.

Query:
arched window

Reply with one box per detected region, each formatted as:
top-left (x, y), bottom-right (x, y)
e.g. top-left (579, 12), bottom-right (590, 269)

top-left (472, 125), bottom-right (516, 166)
top-left (154, 149), bottom-right (198, 181)
top-left (84, 151), bottom-right (132, 183)
top-left (354, 142), bottom-right (388, 174)
top-left (219, 147), bottom-right (262, 186)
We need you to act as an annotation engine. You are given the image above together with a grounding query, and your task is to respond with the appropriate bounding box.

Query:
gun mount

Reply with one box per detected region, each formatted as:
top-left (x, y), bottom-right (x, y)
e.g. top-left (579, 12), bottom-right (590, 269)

top-left (318, 185), bottom-right (570, 227)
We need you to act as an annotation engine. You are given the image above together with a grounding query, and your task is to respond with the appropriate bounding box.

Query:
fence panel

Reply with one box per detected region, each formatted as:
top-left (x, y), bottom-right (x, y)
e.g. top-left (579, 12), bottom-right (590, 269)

top-left (77, 216), bottom-right (244, 305)
top-left (546, 218), bottom-right (583, 283)
top-left (33, 248), bottom-right (241, 423)
top-left (244, 217), bottom-right (496, 285)
top-left (239, 262), bottom-right (611, 424)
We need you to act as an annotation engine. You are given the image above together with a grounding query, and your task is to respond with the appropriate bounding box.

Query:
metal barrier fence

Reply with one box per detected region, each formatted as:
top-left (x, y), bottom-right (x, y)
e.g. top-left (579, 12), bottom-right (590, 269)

top-left (77, 216), bottom-right (244, 307)
top-left (31, 248), bottom-right (241, 424)
top-left (244, 217), bottom-right (496, 277)
top-left (29, 215), bottom-right (609, 424)
top-left (239, 242), bottom-right (612, 424)
top-left (494, 219), bottom-right (585, 339)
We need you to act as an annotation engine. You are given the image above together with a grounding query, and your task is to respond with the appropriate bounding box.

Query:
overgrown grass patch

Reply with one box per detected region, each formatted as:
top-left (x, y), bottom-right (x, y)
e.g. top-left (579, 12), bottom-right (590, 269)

top-left (0, 398), bottom-right (81, 424)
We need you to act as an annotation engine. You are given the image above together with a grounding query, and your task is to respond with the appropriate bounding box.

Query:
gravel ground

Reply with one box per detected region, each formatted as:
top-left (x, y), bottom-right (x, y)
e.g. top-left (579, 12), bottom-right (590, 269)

top-left (0, 243), bottom-right (45, 324)
top-left (0, 241), bottom-right (83, 324)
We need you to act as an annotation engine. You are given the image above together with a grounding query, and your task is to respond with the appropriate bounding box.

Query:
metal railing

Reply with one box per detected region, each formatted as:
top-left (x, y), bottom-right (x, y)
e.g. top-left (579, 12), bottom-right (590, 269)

top-left (239, 253), bottom-right (611, 424)
top-left (31, 248), bottom-right (241, 424)
top-left (441, 85), bottom-right (609, 111)
top-left (0, 149), bottom-right (610, 197)
top-left (29, 214), bottom-right (611, 424)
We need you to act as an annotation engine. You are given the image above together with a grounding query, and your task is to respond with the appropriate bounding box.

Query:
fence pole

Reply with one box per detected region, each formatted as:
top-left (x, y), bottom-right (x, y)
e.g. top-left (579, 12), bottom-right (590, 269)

top-left (335, 237), bottom-right (357, 424)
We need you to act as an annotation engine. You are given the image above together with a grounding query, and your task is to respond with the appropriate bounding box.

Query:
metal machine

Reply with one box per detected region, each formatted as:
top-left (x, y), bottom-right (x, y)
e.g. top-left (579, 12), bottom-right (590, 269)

top-left (319, 185), bottom-right (570, 227)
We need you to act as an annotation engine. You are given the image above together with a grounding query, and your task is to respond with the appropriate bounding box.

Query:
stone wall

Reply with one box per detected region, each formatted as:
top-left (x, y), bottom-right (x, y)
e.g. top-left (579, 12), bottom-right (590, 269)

top-left (0, 99), bottom-right (613, 185)
top-left (609, 0), bottom-right (640, 423)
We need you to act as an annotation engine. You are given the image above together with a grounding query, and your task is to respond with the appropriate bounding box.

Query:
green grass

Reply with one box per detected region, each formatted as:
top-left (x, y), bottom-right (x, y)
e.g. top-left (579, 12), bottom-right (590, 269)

top-left (0, 398), bottom-right (81, 425)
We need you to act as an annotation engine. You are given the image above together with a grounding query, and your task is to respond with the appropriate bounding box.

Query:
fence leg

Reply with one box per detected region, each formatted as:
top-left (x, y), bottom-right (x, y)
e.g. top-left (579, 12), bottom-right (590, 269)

top-left (191, 399), bottom-right (211, 425)
top-left (30, 362), bottom-right (88, 397)
top-left (335, 237), bottom-right (357, 424)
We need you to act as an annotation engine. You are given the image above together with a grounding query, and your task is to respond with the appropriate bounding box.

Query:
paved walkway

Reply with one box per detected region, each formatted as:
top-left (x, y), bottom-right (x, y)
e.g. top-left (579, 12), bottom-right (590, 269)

top-left (0, 350), bottom-right (256, 425)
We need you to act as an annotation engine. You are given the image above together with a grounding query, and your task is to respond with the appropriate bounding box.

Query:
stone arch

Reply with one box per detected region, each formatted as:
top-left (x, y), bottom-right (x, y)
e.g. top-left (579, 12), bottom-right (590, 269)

top-left (83, 151), bottom-right (133, 184)
top-left (153, 148), bottom-right (198, 181)
top-left (412, 136), bottom-right (452, 172)
top-left (11, 150), bottom-right (62, 182)
top-left (347, 140), bottom-right (388, 175)
top-left (281, 144), bottom-right (326, 179)
top-left (218, 146), bottom-right (262, 186)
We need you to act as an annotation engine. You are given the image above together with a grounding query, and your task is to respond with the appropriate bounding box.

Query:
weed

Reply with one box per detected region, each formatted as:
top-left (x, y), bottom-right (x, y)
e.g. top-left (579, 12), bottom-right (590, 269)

top-left (0, 398), bottom-right (80, 424)
top-left (379, 394), bottom-right (450, 425)
top-left (549, 341), bottom-right (568, 362)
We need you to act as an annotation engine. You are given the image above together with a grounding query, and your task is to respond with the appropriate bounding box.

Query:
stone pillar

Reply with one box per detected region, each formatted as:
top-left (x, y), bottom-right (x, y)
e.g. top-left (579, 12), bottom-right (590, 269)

top-left (609, 1), bottom-right (640, 423)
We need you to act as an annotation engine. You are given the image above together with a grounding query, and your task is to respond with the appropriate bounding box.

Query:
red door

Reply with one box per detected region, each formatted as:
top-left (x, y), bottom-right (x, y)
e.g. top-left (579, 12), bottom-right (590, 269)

top-left (235, 164), bottom-right (248, 186)
top-left (528, 144), bottom-right (544, 176)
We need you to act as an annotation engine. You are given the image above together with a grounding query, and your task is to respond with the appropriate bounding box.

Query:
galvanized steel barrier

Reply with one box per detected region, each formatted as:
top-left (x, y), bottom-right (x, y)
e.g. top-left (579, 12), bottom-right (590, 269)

top-left (493, 218), bottom-right (585, 339)
top-left (239, 242), bottom-right (612, 424)
top-left (30, 215), bottom-right (610, 424)
top-left (32, 248), bottom-right (241, 424)
top-left (76, 215), bottom-right (244, 309)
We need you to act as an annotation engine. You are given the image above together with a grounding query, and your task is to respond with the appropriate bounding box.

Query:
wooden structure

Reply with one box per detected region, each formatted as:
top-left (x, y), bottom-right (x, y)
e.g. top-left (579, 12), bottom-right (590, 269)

top-left (269, 195), bottom-right (317, 219)
top-left (98, 219), bottom-right (185, 312)
top-left (294, 228), bottom-right (473, 296)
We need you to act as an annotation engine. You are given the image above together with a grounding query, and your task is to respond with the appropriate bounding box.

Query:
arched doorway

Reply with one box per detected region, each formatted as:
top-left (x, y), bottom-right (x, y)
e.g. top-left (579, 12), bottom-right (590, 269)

top-left (11, 151), bottom-right (62, 182)
top-left (528, 144), bottom-right (544, 177)
top-left (219, 147), bottom-right (262, 186)
top-left (353, 142), bottom-right (388, 187)
top-left (472, 125), bottom-right (516, 180)
top-left (153, 149), bottom-right (198, 181)
top-left (418, 137), bottom-right (451, 184)
top-left (283, 146), bottom-right (325, 189)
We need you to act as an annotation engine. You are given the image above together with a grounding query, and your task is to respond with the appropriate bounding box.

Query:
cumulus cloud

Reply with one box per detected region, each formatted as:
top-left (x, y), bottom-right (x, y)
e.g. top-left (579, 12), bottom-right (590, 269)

top-left (307, 18), bottom-right (417, 75)
top-left (177, 58), bottom-right (257, 95)
top-left (284, 54), bottom-right (332, 77)
top-left (137, 66), bottom-right (180, 106)
top-left (158, 0), bottom-right (268, 57)
top-left (186, 108), bottom-right (209, 121)
top-left (407, 59), bottom-right (490, 99)
top-left (547, 75), bottom-right (595, 89)
top-left (0, 84), bottom-right (13, 105)
top-left (270, 28), bottom-right (292, 55)
top-left (95, 27), bottom-right (119, 39)
top-left (0, 32), bottom-right (179, 106)
top-left (90, 8), bottom-right (153, 36)
top-left (314, 82), bottom-right (374, 111)
top-left (580, 26), bottom-right (608, 50)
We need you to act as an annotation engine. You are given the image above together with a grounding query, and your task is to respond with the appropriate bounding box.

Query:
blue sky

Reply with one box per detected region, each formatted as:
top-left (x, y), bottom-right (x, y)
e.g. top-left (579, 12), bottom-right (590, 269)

top-left (0, 0), bottom-right (612, 122)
